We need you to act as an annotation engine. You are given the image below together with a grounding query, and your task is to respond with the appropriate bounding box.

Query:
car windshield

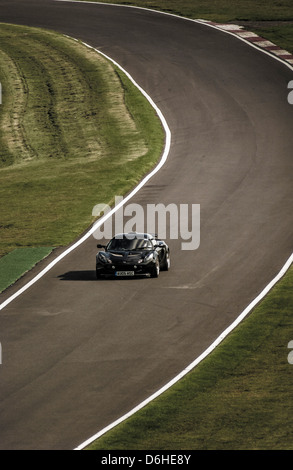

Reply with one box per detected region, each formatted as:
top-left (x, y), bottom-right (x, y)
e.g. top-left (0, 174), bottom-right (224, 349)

top-left (107, 237), bottom-right (153, 251)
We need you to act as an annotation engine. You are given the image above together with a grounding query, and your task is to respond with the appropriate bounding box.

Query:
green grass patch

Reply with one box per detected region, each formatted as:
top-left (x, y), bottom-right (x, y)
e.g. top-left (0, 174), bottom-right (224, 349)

top-left (83, 0), bottom-right (293, 54)
top-left (0, 247), bottom-right (53, 292)
top-left (0, 23), bottom-right (165, 259)
top-left (88, 266), bottom-right (293, 450)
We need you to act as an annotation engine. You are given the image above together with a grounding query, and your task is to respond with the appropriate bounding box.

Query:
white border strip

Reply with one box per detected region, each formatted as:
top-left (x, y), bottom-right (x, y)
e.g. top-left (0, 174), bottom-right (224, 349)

top-left (0, 39), bottom-right (171, 312)
top-left (75, 252), bottom-right (293, 449)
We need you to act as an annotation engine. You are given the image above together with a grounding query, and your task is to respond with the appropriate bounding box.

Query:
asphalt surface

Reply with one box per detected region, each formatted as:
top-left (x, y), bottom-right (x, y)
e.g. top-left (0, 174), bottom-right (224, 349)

top-left (0, 0), bottom-right (292, 450)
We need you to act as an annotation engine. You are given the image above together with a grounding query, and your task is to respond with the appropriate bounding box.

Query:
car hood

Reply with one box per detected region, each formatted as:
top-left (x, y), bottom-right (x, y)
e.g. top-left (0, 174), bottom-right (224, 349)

top-left (106, 250), bottom-right (150, 261)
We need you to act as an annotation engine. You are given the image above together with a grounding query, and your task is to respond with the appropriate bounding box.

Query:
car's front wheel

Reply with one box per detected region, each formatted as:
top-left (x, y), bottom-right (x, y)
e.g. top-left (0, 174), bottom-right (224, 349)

top-left (150, 260), bottom-right (160, 278)
top-left (161, 251), bottom-right (170, 271)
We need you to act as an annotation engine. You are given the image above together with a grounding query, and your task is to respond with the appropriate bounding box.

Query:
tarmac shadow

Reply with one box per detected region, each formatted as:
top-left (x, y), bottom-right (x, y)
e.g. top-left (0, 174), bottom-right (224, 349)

top-left (58, 270), bottom-right (149, 281)
top-left (58, 270), bottom-right (97, 281)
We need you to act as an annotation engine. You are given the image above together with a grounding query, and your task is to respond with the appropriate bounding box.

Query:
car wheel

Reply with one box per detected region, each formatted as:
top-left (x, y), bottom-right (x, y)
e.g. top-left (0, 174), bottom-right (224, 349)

top-left (151, 260), bottom-right (160, 278)
top-left (161, 251), bottom-right (170, 271)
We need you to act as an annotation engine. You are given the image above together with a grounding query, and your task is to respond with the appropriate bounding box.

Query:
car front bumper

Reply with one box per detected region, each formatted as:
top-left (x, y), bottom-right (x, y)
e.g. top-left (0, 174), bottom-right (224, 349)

top-left (96, 260), bottom-right (155, 277)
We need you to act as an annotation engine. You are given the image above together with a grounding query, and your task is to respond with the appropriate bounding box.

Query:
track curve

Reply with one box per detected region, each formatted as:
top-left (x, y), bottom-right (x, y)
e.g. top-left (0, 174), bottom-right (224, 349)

top-left (0, 0), bottom-right (292, 449)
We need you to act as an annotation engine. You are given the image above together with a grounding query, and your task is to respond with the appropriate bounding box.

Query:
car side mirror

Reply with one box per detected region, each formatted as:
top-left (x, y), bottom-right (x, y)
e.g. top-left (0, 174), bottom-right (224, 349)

top-left (97, 244), bottom-right (106, 249)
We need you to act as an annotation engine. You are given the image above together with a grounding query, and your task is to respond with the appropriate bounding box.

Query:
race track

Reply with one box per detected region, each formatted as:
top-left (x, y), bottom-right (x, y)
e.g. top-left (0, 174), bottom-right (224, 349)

top-left (0, 0), bottom-right (292, 449)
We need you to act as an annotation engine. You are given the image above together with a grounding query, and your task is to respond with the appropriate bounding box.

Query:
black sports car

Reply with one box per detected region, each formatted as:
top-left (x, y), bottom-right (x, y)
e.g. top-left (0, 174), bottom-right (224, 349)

top-left (96, 232), bottom-right (170, 278)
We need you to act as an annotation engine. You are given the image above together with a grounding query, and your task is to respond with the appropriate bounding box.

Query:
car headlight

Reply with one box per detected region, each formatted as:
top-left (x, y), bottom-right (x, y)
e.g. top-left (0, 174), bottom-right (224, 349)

top-left (142, 252), bottom-right (154, 263)
top-left (97, 252), bottom-right (112, 264)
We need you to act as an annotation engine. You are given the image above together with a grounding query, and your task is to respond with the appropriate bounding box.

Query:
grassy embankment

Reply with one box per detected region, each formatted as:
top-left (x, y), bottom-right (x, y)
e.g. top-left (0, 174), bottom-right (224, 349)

top-left (0, 23), bottom-right (164, 292)
top-left (84, 0), bottom-right (293, 54)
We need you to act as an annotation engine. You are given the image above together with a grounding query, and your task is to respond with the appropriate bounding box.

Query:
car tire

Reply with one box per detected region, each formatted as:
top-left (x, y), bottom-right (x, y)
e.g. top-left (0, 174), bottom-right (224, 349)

top-left (161, 251), bottom-right (170, 271)
top-left (151, 260), bottom-right (160, 278)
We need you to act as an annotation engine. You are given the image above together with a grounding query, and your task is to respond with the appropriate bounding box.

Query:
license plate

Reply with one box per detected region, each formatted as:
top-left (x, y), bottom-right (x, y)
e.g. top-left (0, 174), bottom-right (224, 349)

top-left (115, 271), bottom-right (135, 277)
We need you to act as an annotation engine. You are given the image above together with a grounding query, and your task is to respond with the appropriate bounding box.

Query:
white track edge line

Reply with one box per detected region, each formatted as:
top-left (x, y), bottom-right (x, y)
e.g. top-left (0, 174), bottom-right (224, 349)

top-left (75, 252), bottom-right (293, 450)
top-left (0, 39), bottom-right (171, 312)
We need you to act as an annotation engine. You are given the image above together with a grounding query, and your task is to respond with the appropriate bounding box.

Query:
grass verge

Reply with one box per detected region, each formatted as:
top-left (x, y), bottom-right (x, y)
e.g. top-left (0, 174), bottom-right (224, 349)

top-left (80, 0), bottom-right (293, 54)
top-left (0, 247), bottom-right (53, 293)
top-left (0, 23), bottom-right (165, 287)
top-left (88, 265), bottom-right (293, 450)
